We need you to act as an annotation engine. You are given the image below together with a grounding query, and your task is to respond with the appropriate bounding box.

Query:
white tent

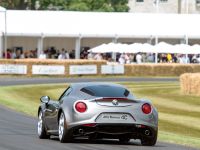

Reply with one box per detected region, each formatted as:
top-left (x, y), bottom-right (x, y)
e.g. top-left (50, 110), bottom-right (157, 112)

top-left (139, 43), bottom-right (155, 53)
top-left (88, 43), bottom-right (107, 53)
top-left (154, 42), bottom-right (174, 53)
top-left (126, 43), bottom-right (143, 53)
top-left (1, 10), bottom-right (200, 38)
top-left (191, 44), bottom-right (200, 54)
top-left (173, 44), bottom-right (191, 54)
top-left (1, 10), bottom-right (200, 58)
top-left (89, 42), bottom-right (200, 55)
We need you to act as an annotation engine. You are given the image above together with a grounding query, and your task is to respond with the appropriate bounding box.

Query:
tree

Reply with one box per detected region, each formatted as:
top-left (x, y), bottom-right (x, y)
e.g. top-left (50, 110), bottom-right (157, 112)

top-left (39, 0), bottom-right (68, 10)
top-left (66, 0), bottom-right (129, 12)
top-left (0, 0), bottom-right (129, 12)
top-left (0, 0), bottom-right (37, 10)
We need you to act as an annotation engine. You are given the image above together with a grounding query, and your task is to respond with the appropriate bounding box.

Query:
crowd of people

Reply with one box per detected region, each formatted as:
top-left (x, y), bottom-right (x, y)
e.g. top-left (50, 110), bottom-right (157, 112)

top-left (87, 52), bottom-right (200, 64)
top-left (3, 46), bottom-right (200, 64)
top-left (116, 53), bottom-right (197, 64)
top-left (3, 49), bottom-right (37, 59)
top-left (3, 47), bottom-right (76, 59)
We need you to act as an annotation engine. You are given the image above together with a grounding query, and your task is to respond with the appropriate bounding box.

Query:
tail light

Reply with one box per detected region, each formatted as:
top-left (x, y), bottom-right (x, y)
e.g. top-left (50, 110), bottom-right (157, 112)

top-left (142, 103), bottom-right (152, 114)
top-left (82, 123), bottom-right (97, 127)
top-left (75, 102), bottom-right (87, 113)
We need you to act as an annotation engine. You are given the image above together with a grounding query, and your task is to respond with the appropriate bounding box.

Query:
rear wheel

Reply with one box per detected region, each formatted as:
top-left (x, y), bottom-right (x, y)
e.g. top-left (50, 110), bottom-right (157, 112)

top-left (141, 131), bottom-right (157, 146)
top-left (58, 112), bottom-right (73, 143)
top-left (37, 110), bottom-right (50, 139)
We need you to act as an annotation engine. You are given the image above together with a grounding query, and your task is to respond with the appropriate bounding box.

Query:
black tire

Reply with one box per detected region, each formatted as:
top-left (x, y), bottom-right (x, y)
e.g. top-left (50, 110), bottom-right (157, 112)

top-left (141, 131), bottom-right (157, 146)
top-left (37, 110), bottom-right (50, 139)
top-left (58, 112), bottom-right (73, 143)
top-left (119, 137), bottom-right (131, 144)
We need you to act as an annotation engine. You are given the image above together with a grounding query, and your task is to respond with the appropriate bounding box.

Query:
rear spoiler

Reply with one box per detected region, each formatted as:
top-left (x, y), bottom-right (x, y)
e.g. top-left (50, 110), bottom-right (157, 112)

top-left (88, 97), bottom-right (140, 103)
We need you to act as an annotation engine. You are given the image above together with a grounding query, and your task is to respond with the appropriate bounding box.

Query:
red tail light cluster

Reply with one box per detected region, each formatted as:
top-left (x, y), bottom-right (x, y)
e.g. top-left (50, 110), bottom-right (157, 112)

top-left (142, 103), bottom-right (152, 114)
top-left (82, 123), bottom-right (97, 127)
top-left (75, 102), bottom-right (87, 113)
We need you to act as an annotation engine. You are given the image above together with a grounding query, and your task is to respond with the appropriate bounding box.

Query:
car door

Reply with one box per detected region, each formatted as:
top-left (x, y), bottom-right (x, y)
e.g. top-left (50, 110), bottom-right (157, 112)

top-left (44, 86), bottom-right (73, 131)
top-left (44, 100), bottom-right (59, 131)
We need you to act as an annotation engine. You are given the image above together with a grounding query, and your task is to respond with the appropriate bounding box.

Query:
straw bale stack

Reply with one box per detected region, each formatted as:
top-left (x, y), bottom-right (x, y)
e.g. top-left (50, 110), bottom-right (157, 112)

top-left (125, 64), bottom-right (200, 76)
top-left (180, 73), bottom-right (200, 96)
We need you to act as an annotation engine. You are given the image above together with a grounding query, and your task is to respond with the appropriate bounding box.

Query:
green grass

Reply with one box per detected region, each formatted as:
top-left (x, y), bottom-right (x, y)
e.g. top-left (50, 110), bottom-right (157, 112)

top-left (0, 82), bottom-right (199, 148)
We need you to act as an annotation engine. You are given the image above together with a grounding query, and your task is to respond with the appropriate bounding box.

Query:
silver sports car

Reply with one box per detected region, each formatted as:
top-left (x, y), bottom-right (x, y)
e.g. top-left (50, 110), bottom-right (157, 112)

top-left (37, 82), bottom-right (158, 146)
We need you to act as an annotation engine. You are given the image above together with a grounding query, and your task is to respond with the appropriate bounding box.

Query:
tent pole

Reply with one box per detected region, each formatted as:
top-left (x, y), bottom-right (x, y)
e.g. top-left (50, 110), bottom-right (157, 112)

top-left (4, 10), bottom-right (7, 59)
top-left (75, 36), bottom-right (81, 59)
top-left (186, 0), bottom-right (189, 14)
top-left (112, 37), bottom-right (117, 62)
top-left (37, 35), bottom-right (44, 58)
top-left (185, 35), bottom-right (189, 63)
top-left (155, 36), bottom-right (158, 63)
top-left (0, 34), bottom-right (2, 58)
top-left (156, 0), bottom-right (159, 13)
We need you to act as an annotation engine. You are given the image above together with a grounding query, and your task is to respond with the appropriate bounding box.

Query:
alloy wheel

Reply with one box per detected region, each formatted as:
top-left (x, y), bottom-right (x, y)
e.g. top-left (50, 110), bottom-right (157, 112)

top-left (59, 113), bottom-right (65, 140)
top-left (37, 111), bottom-right (43, 136)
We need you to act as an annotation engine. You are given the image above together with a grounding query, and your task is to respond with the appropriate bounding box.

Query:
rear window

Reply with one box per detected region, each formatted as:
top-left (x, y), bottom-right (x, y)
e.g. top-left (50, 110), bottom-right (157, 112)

top-left (80, 85), bottom-right (130, 97)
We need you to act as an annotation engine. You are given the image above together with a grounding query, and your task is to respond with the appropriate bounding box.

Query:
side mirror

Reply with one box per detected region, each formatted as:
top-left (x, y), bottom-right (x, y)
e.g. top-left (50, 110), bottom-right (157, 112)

top-left (40, 96), bottom-right (50, 104)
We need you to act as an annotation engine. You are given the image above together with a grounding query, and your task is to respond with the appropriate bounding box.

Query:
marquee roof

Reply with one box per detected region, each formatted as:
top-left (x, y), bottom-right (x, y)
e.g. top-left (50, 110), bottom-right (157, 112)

top-left (0, 10), bottom-right (200, 38)
top-left (89, 42), bottom-right (200, 54)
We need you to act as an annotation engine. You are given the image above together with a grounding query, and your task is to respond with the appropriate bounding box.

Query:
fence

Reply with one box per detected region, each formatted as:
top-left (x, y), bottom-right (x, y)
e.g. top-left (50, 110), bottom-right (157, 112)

top-left (0, 59), bottom-right (200, 77)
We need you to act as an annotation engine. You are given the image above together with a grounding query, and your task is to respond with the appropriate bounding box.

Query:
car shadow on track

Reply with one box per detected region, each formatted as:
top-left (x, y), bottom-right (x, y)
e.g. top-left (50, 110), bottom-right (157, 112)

top-left (49, 136), bottom-right (165, 148)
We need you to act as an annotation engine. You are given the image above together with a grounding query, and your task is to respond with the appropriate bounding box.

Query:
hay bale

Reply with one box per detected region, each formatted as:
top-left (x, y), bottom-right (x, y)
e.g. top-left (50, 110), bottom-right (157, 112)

top-left (191, 64), bottom-right (200, 73)
top-left (172, 65), bottom-right (193, 76)
top-left (124, 64), bottom-right (200, 76)
top-left (153, 64), bottom-right (174, 76)
top-left (125, 64), bottom-right (153, 76)
top-left (180, 73), bottom-right (200, 96)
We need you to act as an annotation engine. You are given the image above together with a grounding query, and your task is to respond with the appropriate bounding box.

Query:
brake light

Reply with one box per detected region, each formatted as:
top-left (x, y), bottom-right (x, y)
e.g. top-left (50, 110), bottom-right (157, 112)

top-left (142, 103), bottom-right (152, 114)
top-left (82, 123), bottom-right (97, 127)
top-left (75, 102), bottom-right (87, 113)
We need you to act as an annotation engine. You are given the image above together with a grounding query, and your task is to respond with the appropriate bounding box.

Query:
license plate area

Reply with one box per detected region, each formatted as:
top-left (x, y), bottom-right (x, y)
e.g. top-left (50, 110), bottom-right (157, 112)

top-left (96, 113), bottom-right (135, 123)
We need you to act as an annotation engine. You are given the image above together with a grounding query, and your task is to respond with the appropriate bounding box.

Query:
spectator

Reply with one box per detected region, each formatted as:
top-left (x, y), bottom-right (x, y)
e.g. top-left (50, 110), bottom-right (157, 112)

top-left (125, 53), bottom-right (131, 64)
top-left (15, 50), bottom-right (24, 59)
top-left (3, 49), bottom-right (12, 59)
top-left (161, 54), bottom-right (167, 63)
top-left (58, 49), bottom-right (69, 59)
top-left (69, 49), bottom-right (75, 59)
top-left (172, 54), bottom-right (178, 63)
top-left (136, 53), bottom-right (142, 64)
top-left (65, 49), bottom-right (70, 59)
top-left (11, 50), bottom-right (16, 59)
top-left (88, 52), bottom-right (93, 60)
top-left (39, 51), bottom-right (47, 59)
top-left (129, 54), bottom-right (134, 63)
top-left (178, 54), bottom-right (189, 64)
top-left (167, 53), bottom-right (172, 63)
top-left (94, 53), bottom-right (103, 60)
top-left (118, 53), bottom-right (125, 64)
top-left (196, 55), bottom-right (200, 63)
top-left (147, 53), bottom-right (154, 63)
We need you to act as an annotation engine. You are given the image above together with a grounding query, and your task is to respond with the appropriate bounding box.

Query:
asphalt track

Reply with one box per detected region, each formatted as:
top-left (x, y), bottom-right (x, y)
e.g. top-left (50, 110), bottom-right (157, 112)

top-left (0, 77), bottom-right (198, 150)
top-left (0, 77), bottom-right (178, 86)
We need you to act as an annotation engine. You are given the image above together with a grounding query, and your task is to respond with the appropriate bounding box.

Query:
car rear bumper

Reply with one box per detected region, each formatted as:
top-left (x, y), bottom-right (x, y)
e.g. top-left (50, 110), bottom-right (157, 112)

top-left (70, 123), bottom-right (157, 139)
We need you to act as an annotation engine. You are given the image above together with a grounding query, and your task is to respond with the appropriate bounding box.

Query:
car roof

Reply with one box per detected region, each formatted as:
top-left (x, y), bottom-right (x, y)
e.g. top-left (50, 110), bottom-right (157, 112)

top-left (70, 82), bottom-right (126, 90)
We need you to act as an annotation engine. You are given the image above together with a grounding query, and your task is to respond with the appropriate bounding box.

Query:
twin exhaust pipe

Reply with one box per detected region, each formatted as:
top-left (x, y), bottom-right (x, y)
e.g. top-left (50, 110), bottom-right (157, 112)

top-left (144, 129), bottom-right (150, 136)
top-left (78, 129), bottom-right (84, 135)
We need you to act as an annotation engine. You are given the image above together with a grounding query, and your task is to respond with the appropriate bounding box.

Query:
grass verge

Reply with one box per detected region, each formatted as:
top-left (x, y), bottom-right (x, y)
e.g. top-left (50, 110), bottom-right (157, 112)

top-left (0, 82), bottom-right (199, 148)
